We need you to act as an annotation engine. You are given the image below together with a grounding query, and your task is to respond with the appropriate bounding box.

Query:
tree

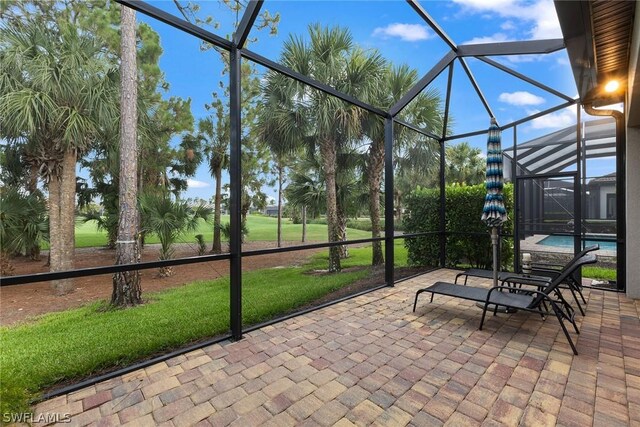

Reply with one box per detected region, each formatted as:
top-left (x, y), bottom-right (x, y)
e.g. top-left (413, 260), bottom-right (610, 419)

top-left (0, 18), bottom-right (118, 294)
top-left (393, 138), bottom-right (441, 221)
top-left (257, 72), bottom-right (302, 248)
top-left (285, 160), bottom-right (326, 243)
top-left (390, 86), bottom-right (444, 223)
top-left (78, 5), bottom-right (195, 251)
top-left (445, 142), bottom-right (486, 185)
top-left (140, 194), bottom-right (212, 277)
top-left (359, 64), bottom-right (443, 265)
top-left (112, 4), bottom-right (142, 306)
top-left (198, 103), bottom-right (229, 253)
top-left (335, 150), bottom-right (368, 258)
top-left (171, 0), bottom-right (279, 250)
top-left (259, 24), bottom-right (385, 272)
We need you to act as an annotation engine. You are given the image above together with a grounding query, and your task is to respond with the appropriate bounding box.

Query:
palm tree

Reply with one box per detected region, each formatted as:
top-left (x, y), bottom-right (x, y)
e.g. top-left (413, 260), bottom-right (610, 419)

top-left (258, 71), bottom-right (304, 248)
top-left (445, 142), bottom-right (486, 185)
top-left (199, 100), bottom-right (229, 253)
top-left (285, 160), bottom-right (326, 243)
top-left (140, 194), bottom-right (213, 277)
top-left (362, 64), bottom-right (443, 265)
top-left (0, 19), bottom-right (117, 294)
top-left (0, 188), bottom-right (48, 275)
top-left (112, 4), bottom-right (142, 306)
top-left (259, 24), bottom-right (385, 272)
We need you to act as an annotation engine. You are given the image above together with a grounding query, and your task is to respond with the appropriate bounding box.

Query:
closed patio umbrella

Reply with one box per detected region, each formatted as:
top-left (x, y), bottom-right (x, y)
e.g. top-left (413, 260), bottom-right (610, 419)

top-left (481, 118), bottom-right (508, 287)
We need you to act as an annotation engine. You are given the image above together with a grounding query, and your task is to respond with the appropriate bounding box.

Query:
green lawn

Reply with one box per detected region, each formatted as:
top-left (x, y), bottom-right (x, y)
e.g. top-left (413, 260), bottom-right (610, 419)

top-left (72, 215), bottom-right (371, 248)
top-left (582, 266), bottom-right (616, 281)
top-left (0, 241), bottom-right (411, 416)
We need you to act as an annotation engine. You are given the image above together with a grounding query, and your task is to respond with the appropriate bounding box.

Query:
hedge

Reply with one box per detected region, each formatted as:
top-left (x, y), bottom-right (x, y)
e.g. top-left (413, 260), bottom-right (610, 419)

top-left (403, 183), bottom-right (514, 269)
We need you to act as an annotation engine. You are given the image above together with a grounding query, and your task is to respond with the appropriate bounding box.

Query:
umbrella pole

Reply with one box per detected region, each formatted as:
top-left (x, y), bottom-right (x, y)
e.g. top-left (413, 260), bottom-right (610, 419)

top-left (491, 227), bottom-right (499, 287)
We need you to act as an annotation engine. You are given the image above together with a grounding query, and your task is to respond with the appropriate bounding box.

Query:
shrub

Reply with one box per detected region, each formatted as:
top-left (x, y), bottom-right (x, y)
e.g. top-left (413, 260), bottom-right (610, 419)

top-left (404, 183), bottom-right (513, 269)
top-left (195, 234), bottom-right (207, 256)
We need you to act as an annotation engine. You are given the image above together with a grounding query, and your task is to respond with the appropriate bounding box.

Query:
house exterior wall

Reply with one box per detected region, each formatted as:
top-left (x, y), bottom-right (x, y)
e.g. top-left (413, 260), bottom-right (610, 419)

top-left (626, 9), bottom-right (640, 299)
top-left (599, 185), bottom-right (615, 219)
top-left (626, 126), bottom-right (640, 299)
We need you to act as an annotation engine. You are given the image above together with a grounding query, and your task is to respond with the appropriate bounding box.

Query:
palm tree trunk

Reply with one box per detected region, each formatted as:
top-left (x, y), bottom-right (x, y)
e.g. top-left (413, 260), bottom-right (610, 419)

top-left (28, 163), bottom-right (39, 195)
top-left (320, 140), bottom-right (341, 272)
top-left (48, 176), bottom-right (61, 274)
top-left (301, 205), bottom-right (307, 243)
top-left (138, 162), bottom-right (145, 249)
top-left (211, 166), bottom-right (222, 253)
top-left (368, 140), bottom-right (384, 266)
top-left (337, 202), bottom-right (349, 259)
top-left (49, 150), bottom-right (76, 295)
top-left (277, 163), bottom-right (283, 248)
top-left (0, 252), bottom-right (14, 276)
top-left (241, 199), bottom-right (250, 229)
top-left (395, 190), bottom-right (403, 222)
top-left (112, 4), bottom-right (142, 306)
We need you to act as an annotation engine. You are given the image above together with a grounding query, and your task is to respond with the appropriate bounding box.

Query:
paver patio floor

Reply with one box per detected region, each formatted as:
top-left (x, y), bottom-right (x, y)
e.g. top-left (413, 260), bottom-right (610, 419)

top-left (34, 269), bottom-right (640, 426)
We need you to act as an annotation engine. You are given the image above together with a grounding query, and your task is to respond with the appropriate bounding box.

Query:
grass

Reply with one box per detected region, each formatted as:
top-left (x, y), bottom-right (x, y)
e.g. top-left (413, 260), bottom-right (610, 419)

top-left (70, 215), bottom-right (371, 248)
top-left (0, 241), bottom-right (414, 415)
top-left (582, 266), bottom-right (616, 281)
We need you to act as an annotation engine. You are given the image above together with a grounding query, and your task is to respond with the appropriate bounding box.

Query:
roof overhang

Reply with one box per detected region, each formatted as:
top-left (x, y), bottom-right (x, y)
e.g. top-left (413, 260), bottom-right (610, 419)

top-left (555, 0), bottom-right (636, 108)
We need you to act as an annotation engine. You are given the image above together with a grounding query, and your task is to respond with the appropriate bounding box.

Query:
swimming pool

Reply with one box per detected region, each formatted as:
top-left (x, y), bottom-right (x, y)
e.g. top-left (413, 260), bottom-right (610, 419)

top-left (538, 235), bottom-right (617, 251)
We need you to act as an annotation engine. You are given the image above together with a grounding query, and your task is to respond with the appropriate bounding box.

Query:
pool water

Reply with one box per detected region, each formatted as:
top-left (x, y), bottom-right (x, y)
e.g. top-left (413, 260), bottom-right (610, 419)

top-left (538, 235), bottom-right (617, 251)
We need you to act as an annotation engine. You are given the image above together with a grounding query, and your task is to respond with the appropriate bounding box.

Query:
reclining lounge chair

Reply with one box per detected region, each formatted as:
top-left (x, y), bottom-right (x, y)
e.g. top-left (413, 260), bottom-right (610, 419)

top-left (453, 245), bottom-right (600, 316)
top-left (413, 252), bottom-right (597, 355)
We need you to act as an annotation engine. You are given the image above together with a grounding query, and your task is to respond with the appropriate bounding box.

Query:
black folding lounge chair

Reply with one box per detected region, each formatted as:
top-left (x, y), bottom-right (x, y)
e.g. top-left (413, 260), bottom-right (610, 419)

top-left (453, 245), bottom-right (599, 316)
top-left (413, 253), bottom-right (597, 355)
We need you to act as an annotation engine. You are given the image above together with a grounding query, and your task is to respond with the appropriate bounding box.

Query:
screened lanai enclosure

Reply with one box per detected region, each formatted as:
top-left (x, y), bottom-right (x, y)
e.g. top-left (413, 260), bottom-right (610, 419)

top-left (0, 0), bottom-right (627, 403)
top-left (504, 116), bottom-right (621, 287)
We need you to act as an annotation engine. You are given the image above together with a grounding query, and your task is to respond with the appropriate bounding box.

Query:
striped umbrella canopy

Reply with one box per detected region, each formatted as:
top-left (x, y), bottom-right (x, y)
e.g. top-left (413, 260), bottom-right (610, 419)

top-left (481, 118), bottom-right (508, 227)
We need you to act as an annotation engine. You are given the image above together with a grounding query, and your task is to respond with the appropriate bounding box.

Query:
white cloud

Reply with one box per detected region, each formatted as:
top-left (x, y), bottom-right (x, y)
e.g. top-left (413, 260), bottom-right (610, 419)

top-left (452, 0), bottom-right (562, 40)
top-left (498, 91), bottom-right (545, 106)
top-left (501, 21), bottom-right (516, 31)
top-left (187, 179), bottom-right (210, 189)
top-left (372, 23), bottom-right (433, 42)
top-left (528, 106), bottom-right (576, 129)
top-left (464, 32), bottom-right (512, 45)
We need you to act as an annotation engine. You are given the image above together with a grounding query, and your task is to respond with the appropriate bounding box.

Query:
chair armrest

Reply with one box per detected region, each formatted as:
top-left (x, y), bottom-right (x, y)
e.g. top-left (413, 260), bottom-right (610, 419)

top-left (485, 285), bottom-right (537, 301)
top-left (501, 274), bottom-right (551, 285)
top-left (529, 268), bottom-right (561, 279)
top-left (531, 262), bottom-right (564, 269)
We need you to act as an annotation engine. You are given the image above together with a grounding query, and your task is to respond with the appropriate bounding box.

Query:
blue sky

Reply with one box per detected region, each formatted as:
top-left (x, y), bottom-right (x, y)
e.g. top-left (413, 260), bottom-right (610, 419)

top-left (134, 0), bottom-right (614, 200)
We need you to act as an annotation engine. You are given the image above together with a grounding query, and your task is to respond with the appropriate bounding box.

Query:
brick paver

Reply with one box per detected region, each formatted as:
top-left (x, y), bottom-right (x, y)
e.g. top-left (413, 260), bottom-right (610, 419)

top-left (33, 269), bottom-right (640, 426)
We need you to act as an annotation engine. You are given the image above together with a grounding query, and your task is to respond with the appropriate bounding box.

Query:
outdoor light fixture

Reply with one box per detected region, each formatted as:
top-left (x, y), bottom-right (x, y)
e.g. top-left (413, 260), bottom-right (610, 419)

top-left (604, 79), bottom-right (620, 93)
top-left (583, 78), bottom-right (625, 106)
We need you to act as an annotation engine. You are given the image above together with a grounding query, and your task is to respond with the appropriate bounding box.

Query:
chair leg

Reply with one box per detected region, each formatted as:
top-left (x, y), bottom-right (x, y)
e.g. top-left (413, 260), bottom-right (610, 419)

top-left (552, 304), bottom-right (578, 355)
top-left (578, 288), bottom-right (587, 304)
top-left (455, 273), bottom-right (462, 284)
top-left (413, 291), bottom-right (422, 312)
top-left (568, 286), bottom-right (585, 316)
top-left (571, 275), bottom-right (588, 304)
top-left (479, 302), bottom-right (489, 330)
